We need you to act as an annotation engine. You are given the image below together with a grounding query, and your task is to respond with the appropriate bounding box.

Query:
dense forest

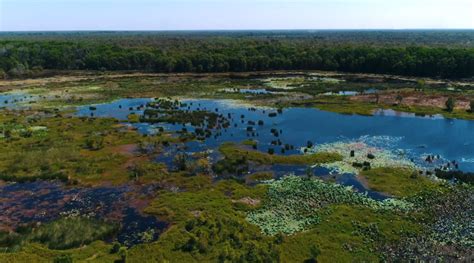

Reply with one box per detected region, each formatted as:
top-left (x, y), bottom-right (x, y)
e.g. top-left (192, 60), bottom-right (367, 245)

top-left (0, 30), bottom-right (473, 79)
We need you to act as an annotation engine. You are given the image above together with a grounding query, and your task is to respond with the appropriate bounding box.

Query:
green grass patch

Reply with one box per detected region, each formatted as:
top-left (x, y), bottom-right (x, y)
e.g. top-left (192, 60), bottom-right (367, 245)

top-left (0, 241), bottom-right (120, 263)
top-left (0, 112), bottom-right (176, 185)
top-left (280, 204), bottom-right (421, 262)
top-left (247, 175), bottom-right (413, 235)
top-left (360, 167), bottom-right (441, 197)
top-left (247, 172), bottom-right (274, 182)
top-left (133, 179), bottom-right (276, 262)
top-left (219, 142), bottom-right (342, 165)
top-left (281, 96), bottom-right (378, 116)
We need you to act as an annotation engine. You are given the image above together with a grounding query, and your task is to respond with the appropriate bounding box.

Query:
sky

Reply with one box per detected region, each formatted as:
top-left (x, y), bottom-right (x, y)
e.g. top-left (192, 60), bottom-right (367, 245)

top-left (0, 0), bottom-right (473, 31)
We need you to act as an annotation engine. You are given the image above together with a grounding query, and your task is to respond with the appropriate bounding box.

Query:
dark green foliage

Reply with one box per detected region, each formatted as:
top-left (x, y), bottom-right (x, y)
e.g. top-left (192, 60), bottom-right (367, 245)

top-left (445, 97), bottom-right (456, 112)
top-left (0, 171), bottom-right (69, 183)
top-left (212, 156), bottom-right (249, 176)
top-left (435, 169), bottom-right (474, 184)
top-left (0, 231), bottom-right (24, 252)
top-left (470, 100), bottom-right (474, 113)
top-left (0, 217), bottom-right (118, 253)
top-left (173, 153), bottom-right (188, 171)
top-left (304, 245), bottom-right (321, 263)
top-left (29, 217), bottom-right (118, 250)
top-left (53, 254), bottom-right (73, 263)
top-left (180, 216), bottom-right (280, 262)
top-left (141, 110), bottom-right (220, 127)
top-left (110, 242), bottom-right (121, 254)
top-left (84, 134), bottom-right (104, 150)
top-left (116, 247), bottom-right (127, 263)
top-left (0, 31), bottom-right (473, 78)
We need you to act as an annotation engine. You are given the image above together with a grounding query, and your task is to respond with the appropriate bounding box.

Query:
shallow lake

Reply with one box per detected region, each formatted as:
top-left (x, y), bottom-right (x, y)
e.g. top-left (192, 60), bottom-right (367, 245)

top-left (78, 98), bottom-right (474, 172)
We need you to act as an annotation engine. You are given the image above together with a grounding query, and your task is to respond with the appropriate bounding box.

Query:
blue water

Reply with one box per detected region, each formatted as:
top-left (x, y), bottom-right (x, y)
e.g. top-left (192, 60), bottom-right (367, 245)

top-left (76, 98), bottom-right (474, 172)
top-left (0, 92), bottom-right (37, 109)
top-left (76, 98), bottom-right (152, 119)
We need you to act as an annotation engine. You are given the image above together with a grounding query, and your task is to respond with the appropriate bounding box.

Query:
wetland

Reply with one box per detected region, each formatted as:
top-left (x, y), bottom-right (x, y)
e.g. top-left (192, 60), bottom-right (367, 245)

top-left (0, 71), bottom-right (473, 262)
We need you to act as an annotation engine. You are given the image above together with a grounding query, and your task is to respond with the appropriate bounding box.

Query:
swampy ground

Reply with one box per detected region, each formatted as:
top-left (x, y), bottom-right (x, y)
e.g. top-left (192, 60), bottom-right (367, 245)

top-left (0, 71), bottom-right (473, 262)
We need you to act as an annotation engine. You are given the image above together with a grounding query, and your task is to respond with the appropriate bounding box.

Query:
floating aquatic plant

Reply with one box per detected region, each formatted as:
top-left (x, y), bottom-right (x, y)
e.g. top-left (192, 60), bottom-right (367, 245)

top-left (247, 175), bottom-right (413, 235)
top-left (304, 136), bottom-right (417, 175)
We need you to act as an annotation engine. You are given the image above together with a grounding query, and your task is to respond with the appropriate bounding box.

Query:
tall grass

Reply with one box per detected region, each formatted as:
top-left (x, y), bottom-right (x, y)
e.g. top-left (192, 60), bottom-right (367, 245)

top-left (29, 217), bottom-right (118, 250)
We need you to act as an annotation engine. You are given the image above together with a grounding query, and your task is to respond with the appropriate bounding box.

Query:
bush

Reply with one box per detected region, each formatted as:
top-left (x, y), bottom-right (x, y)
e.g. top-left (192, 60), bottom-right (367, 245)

top-left (445, 97), bottom-right (455, 112)
top-left (53, 254), bottom-right (73, 263)
top-left (435, 169), bottom-right (474, 184)
top-left (110, 242), bottom-right (121, 254)
top-left (0, 69), bottom-right (6, 79)
top-left (29, 217), bottom-right (118, 250)
top-left (84, 135), bottom-right (104, 150)
top-left (0, 231), bottom-right (23, 252)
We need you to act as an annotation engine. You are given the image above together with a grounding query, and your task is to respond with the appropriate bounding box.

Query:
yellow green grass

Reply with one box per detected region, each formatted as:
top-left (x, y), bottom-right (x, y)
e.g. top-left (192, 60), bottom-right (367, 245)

top-left (0, 241), bottom-right (120, 263)
top-left (280, 204), bottom-right (421, 262)
top-left (0, 112), bottom-right (178, 185)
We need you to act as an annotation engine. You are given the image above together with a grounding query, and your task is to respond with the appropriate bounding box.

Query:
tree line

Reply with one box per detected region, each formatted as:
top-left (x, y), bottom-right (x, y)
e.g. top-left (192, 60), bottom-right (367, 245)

top-left (0, 34), bottom-right (473, 79)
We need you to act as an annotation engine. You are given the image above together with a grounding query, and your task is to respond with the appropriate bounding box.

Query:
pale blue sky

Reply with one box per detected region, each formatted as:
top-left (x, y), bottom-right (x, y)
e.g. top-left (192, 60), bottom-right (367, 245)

top-left (1, 0), bottom-right (473, 31)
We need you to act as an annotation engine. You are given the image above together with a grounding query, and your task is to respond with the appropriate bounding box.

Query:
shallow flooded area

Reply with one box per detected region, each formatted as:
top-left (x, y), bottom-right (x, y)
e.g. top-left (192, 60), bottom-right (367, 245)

top-left (0, 181), bottom-right (167, 246)
top-left (77, 97), bottom-right (474, 173)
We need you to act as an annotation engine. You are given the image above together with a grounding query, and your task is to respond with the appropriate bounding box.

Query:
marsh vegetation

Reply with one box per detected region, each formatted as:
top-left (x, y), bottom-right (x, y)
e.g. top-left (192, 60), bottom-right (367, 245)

top-left (0, 33), bottom-right (473, 262)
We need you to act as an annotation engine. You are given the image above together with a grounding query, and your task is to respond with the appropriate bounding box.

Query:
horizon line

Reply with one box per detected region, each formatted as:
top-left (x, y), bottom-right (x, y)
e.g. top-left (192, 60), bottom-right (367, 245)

top-left (1, 28), bottom-right (474, 33)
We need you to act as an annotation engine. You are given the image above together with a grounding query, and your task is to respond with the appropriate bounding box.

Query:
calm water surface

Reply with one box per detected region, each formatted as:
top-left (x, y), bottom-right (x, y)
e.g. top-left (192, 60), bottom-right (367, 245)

top-left (77, 98), bottom-right (474, 172)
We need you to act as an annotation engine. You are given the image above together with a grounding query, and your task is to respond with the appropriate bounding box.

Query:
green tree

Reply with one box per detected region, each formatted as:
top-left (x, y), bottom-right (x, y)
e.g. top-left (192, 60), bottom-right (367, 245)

top-left (445, 97), bottom-right (456, 112)
top-left (470, 100), bottom-right (474, 113)
top-left (0, 69), bottom-right (6, 79)
top-left (304, 245), bottom-right (321, 263)
top-left (416, 79), bottom-right (426, 90)
top-left (84, 134), bottom-right (104, 150)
